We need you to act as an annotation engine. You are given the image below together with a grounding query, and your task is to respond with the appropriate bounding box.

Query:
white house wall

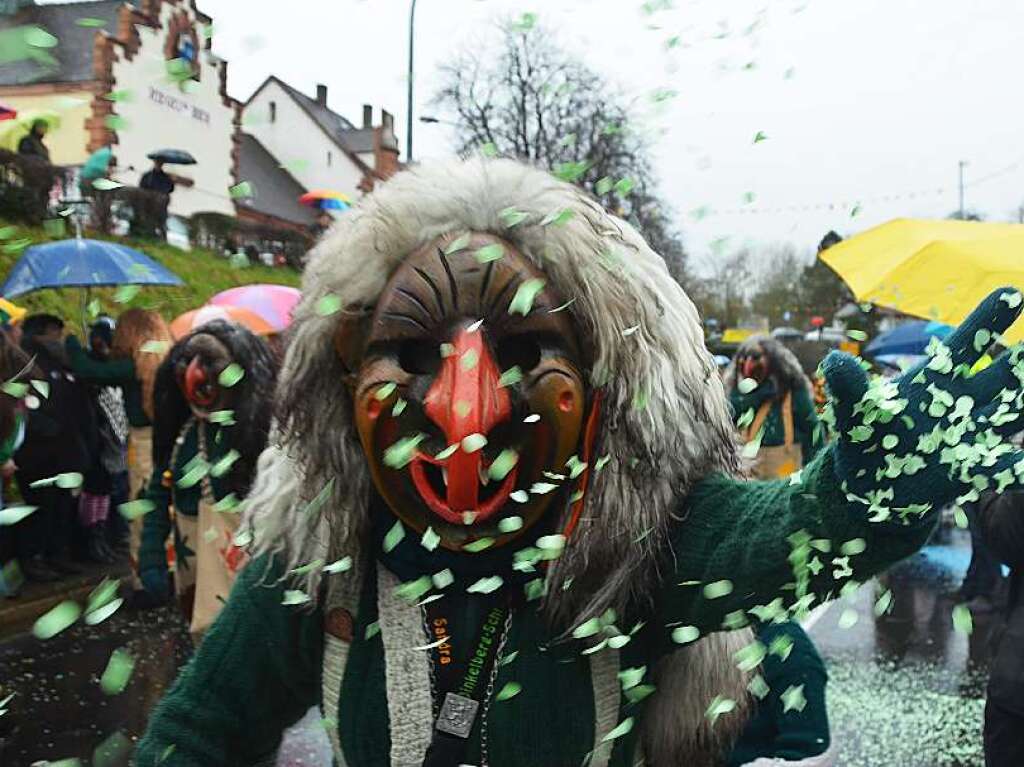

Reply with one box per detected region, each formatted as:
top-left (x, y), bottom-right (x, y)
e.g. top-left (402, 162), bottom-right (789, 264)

top-left (245, 80), bottom-right (364, 202)
top-left (110, 4), bottom-right (235, 217)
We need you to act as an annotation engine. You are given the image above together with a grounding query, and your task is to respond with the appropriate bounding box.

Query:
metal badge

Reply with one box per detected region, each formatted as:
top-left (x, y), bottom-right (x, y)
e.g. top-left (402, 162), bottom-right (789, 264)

top-left (435, 692), bottom-right (479, 739)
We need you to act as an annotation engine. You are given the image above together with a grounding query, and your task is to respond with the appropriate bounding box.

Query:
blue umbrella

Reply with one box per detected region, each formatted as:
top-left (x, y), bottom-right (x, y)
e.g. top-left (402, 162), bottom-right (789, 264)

top-left (864, 320), bottom-right (953, 359)
top-left (1, 238), bottom-right (183, 299)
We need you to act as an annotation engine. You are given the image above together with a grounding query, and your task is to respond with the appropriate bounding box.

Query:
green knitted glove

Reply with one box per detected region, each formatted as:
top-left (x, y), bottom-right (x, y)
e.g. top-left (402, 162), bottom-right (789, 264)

top-left (821, 287), bottom-right (1024, 522)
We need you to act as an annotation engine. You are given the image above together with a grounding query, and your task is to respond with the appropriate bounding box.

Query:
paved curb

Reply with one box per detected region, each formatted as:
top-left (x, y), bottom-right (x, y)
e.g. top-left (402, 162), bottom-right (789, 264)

top-left (0, 565), bottom-right (130, 639)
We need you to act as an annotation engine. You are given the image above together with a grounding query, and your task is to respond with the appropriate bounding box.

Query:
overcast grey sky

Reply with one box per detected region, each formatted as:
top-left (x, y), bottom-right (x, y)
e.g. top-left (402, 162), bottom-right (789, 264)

top-left (198, 0), bottom-right (1024, 270)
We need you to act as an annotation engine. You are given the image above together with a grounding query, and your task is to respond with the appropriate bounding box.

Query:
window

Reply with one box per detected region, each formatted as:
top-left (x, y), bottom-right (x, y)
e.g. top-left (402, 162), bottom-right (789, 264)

top-left (269, 101), bottom-right (276, 123)
top-left (327, 150), bottom-right (332, 166)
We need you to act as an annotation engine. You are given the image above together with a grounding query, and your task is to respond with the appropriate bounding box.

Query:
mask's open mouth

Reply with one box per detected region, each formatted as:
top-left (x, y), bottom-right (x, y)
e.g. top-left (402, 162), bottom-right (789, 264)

top-left (409, 453), bottom-right (518, 526)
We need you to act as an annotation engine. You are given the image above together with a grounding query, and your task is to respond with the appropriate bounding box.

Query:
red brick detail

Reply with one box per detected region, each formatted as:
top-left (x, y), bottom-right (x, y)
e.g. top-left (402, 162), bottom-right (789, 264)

top-left (86, 33), bottom-right (118, 152)
top-left (235, 206), bottom-right (314, 237)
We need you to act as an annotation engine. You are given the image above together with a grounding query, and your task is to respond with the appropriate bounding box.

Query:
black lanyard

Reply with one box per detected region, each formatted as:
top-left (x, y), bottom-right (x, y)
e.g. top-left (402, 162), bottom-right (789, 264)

top-left (421, 595), bottom-right (511, 767)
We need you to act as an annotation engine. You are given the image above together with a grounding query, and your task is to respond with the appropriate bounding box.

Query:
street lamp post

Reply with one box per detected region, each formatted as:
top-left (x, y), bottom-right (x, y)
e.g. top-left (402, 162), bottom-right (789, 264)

top-left (406, 0), bottom-right (418, 163)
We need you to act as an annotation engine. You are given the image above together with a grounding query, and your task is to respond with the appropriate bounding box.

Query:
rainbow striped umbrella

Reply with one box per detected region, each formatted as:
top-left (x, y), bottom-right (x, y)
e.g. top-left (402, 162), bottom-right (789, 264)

top-left (299, 189), bottom-right (352, 211)
top-left (208, 284), bottom-right (301, 332)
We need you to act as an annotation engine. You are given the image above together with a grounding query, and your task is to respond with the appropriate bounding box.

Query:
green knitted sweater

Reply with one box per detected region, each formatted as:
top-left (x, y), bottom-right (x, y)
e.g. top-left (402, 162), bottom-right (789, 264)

top-left (65, 336), bottom-right (149, 427)
top-left (134, 448), bottom-right (934, 767)
top-left (730, 383), bottom-right (820, 460)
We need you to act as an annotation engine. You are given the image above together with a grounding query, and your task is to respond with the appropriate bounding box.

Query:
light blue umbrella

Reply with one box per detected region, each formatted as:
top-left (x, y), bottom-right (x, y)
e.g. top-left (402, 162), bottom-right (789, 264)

top-left (1, 238), bottom-right (183, 299)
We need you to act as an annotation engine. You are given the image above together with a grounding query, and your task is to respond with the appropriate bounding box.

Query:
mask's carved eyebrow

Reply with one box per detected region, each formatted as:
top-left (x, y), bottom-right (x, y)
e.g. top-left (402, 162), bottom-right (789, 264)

top-left (395, 286), bottom-right (438, 325)
top-left (487, 273), bottom-right (520, 317)
top-left (414, 267), bottom-right (446, 316)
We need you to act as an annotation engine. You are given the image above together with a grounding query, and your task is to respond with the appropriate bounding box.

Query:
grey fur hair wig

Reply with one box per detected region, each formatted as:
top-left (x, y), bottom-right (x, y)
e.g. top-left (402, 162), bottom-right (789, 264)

top-left (723, 334), bottom-right (815, 401)
top-left (246, 156), bottom-right (741, 626)
top-left (244, 157), bottom-right (753, 763)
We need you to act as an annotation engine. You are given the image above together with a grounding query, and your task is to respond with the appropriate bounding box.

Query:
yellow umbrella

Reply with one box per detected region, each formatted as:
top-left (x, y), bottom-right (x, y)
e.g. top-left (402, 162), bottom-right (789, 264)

top-left (819, 218), bottom-right (1024, 344)
top-left (0, 109), bottom-right (60, 152)
top-left (0, 298), bottom-right (26, 326)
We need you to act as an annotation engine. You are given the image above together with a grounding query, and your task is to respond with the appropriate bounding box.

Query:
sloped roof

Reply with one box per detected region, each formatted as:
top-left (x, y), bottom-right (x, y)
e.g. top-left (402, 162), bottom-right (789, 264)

top-left (236, 132), bottom-right (317, 227)
top-left (0, 0), bottom-right (123, 86)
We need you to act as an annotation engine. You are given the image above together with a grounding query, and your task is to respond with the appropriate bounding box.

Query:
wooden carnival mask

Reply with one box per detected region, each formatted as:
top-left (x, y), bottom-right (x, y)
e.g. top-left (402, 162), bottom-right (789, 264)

top-left (339, 233), bottom-right (588, 550)
top-left (736, 343), bottom-right (770, 385)
top-left (173, 331), bottom-right (240, 416)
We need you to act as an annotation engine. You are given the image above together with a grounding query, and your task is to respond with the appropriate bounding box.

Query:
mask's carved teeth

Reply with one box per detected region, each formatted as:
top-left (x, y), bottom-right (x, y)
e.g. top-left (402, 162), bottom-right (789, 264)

top-left (479, 464), bottom-right (490, 486)
top-left (442, 467), bottom-right (449, 487)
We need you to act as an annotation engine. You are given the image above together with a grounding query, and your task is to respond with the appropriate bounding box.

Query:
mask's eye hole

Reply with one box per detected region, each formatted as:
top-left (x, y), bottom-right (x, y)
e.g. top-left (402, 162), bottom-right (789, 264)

top-left (399, 340), bottom-right (442, 376)
top-left (496, 334), bottom-right (541, 373)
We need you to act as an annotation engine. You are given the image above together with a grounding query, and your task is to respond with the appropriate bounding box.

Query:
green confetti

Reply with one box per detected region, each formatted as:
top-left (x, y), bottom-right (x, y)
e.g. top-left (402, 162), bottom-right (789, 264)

top-left (475, 244), bottom-right (505, 263)
top-left (540, 208), bottom-right (574, 227)
top-left (500, 207), bottom-right (529, 228)
top-left (460, 348), bottom-right (479, 371)
top-left (496, 681), bottom-right (522, 701)
top-left (999, 291), bottom-right (1023, 309)
top-left (748, 674), bottom-right (770, 699)
top-left (432, 569), bottom-right (454, 589)
top-left (395, 576), bottom-right (434, 602)
top-left (703, 580), bottom-right (733, 599)
top-left (435, 443), bottom-right (459, 461)
top-left (882, 434), bottom-right (899, 450)
top-left (92, 178), bottom-right (122, 191)
top-left (0, 505), bottom-right (36, 526)
top-left (509, 278), bottom-right (546, 316)
top-left (952, 603), bottom-right (973, 635)
top-left (706, 696), bottom-right (737, 723)
top-left (781, 684), bottom-right (807, 712)
top-left (84, 597), bottom-right (123, 626)
top-left (847, 329), bottom-right (868, 341)
top-left (420, 526), bottom-right (440, 551)
top-left (324, 556), bottom-right (353, 574)
top-left (384, 433), bottom-right (426, 469)
top-left (463, 537), bottom-right (494, 553)
top-left (316, 295), bottom-right (342, 316)
top-left (444, 234), bottom-right (471, 254)
top-left (596, 177), bottom-right (613, 195)
top-left (498, 366), bottom-right (522, 387)
top-left (737, 377), bottom-right (758, 394)
top-left (282, 590), bottom-right (311, 606)
top-left (510, 490), bottom-right (529, 503)
top-left (99, 649), bottom-right (135, 695)
top-left (229, 181), bottom-right (254, 198)
top-left (480, 142), bottom-right (498, 157)
top-left (76, 17), bottom-right (108, 28)
top-left (839, 609), bottom-right (859, 629)
top-left (488, 449), bottom-right (518, 481)
top-left (601, 716), bottom-right (634, 743)
top-left (672, 625), bottom-right (700, 644)
top-left (140, 340), bottom-right (170, 354)
top-left (874, 589), bottom-right (893, 616)
top-left (375, 382), bottom-right (397, 400)
top-left (753, 131), bottom-right (768, 143)
top-left (33, 601), bottom-right (81, 640)
top-left (365, 621), bottom-right (381, 639)
top-left (840, 538), bottom-right (867, 555)
top-left (218, 364), bottom-right (244, 387)
top-left (614, 177), bottom-right (635, 196)
top-left (461, 433), bottom-right (487, 453)
top-left (117, 499), bottom-right (154, 521)
top-left (953, 506), bottom-right (968, 529)
top-left (467, 575), bottom-right (504, 594)
top-left (23, 26), bottom-right (58, 47)
top-left (383, 520), bottom-right (405, 553)
top-left (209, 410), bottom-right (235, 426)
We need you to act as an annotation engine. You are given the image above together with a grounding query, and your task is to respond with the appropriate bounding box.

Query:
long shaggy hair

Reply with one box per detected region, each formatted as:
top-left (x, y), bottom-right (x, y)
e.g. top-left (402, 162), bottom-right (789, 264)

top-left (723, 335), bottom-right (814, 400)
top-left (152, 320), bottom-right (277, 497)
top-left (0, 328), bottom-right (33, 441)
top-left (112, 309), bottom-right (173, 421)
top-left (245, 157), bottom-right (752, 763)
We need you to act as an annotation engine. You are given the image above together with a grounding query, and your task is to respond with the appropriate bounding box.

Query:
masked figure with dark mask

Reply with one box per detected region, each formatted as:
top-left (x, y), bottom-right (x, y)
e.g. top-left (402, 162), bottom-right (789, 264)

top-left (137, 320), bottom-right (277, 643)
top-left (724, 336), bottom-right (820, 479)
top-left (137, 159), bottom-right (1024, 767)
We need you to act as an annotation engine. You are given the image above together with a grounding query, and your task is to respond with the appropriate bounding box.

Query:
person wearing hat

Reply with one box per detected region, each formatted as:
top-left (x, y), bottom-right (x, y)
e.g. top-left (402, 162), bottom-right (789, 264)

top-left (16, 119), bottom-right (50, 163)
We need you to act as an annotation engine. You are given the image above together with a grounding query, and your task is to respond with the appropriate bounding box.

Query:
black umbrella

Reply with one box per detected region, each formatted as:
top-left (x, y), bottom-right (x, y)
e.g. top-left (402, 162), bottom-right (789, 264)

top-left (146, 148), bottom-right (197, 165)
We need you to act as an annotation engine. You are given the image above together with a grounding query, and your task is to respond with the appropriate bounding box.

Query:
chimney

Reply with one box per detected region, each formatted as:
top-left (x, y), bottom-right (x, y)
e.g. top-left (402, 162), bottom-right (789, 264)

top-left (382, 109), bottom-right (393, 130)
top-left (315, 84), bottom-right (328, 106)
top-left (362, 104), bottom-right (372, 129)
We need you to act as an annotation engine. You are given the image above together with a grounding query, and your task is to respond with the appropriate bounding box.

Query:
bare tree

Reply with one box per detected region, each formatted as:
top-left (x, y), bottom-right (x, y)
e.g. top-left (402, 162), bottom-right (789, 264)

top-left (691, 249), bottom-right (753, 328)
top-left (433, 19), bottom-right (690, 286)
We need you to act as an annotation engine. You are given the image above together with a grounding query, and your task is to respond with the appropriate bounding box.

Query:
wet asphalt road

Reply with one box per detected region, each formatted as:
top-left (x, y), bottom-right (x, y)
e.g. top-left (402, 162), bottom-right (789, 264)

top-left (0, 526), bottom-right (1000, 766)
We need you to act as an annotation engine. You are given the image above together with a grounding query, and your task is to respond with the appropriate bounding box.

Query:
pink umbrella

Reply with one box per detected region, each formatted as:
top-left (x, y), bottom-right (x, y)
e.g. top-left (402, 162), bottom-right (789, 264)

top-left (208, 284), bottom-right (301, 332)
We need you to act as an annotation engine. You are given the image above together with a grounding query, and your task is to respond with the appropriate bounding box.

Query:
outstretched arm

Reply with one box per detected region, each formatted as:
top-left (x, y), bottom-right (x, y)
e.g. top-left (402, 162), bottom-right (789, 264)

top-left (134, 555), bottom-right (322, 766)
top-left (664, 288), bottom-right (1024, 633)
top-left (66, 335), bottom-right (135, 384)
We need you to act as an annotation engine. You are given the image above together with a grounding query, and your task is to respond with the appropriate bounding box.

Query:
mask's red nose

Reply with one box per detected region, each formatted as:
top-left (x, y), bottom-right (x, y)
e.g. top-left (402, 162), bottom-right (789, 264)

top-left (423, 327), bottom-right (510, 513)
top-left (184, 357), bottom-right (214, 407)
top-left (742, 358), bottom-right (756, 379)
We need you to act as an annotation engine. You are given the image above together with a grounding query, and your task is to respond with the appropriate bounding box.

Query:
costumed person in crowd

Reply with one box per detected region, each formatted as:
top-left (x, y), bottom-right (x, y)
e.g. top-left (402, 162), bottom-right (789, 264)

top-left (726, 620), bottom-right (833, 767)
top-left (137, 320), bottom-right (277, 642)
top-left (724, 336), bottom-right (820, 479)
top-left (65, 309), bottom-right (173, 595)
top-left (14, 315), bottom-right (90, 582)
top-left (77, 318), bottom-right (129, 565)
top-left (137, 159), bottom-right (1024, 767)
top-left (975, 487), bottom-right (1024, 766)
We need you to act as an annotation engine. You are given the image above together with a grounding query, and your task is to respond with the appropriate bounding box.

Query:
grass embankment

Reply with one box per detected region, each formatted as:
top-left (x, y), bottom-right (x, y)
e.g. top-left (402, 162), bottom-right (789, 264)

top-left (0, 220), bottom-right (301, 325)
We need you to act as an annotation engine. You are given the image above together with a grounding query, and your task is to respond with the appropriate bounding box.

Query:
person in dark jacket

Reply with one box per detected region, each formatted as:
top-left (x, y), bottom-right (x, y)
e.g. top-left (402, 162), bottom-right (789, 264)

top-left (975, 490), bottom-right (1024, 766)
top-left (16, 119), bottom-right (50, 163)
top-left (13, 315), bottom-right (90, 582)
top-left (139, 160), bottom-right (175, 196)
